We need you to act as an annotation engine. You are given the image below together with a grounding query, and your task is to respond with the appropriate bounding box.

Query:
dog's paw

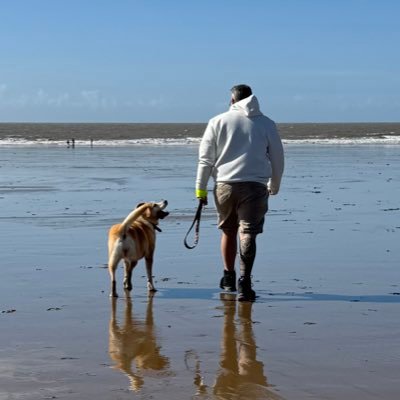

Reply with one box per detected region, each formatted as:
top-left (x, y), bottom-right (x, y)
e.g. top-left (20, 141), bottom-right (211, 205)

top-left (147, 282), bottom-right (157, 292)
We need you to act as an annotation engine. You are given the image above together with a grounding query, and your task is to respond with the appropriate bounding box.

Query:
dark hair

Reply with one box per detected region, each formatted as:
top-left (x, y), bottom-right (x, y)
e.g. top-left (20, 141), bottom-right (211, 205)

top-left (230, 84), bottom-right (252, 102)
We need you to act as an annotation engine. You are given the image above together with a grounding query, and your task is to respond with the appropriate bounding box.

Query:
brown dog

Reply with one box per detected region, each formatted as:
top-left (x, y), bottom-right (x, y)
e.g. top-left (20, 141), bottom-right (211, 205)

top-left (107, 200), bottom-right (169, 297)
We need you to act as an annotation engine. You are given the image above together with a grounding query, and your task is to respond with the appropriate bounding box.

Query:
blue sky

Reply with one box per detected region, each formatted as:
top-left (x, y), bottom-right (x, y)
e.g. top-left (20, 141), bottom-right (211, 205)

top-left (0, 0), bottom-right (399, 122)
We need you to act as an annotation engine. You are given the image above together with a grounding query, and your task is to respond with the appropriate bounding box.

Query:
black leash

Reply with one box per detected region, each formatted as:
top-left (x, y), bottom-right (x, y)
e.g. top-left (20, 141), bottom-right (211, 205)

top-left (184, 201), bottom-right (204, 249)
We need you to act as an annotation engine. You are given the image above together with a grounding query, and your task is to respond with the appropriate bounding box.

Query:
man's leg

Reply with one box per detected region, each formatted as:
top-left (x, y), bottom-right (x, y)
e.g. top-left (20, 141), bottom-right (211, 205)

top-left (236, 182), bottom-right (268, 301)
top-left (237, 234), bottom-right (257, 301)
top-left (220, 229), bottom-right (238, 291)
top-left (214, 183), bottom-right (238, 292)
top-left (239, 233), bottom-right (257, 279)
top-left (221, 229), bottom-right (238, 272)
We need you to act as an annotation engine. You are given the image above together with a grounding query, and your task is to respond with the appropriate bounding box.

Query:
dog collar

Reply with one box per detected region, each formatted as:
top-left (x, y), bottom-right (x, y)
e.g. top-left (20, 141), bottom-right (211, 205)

top-left (152, 223), bottom-right (162, 232)
top-left (142, 219), bottom-right (162, 233)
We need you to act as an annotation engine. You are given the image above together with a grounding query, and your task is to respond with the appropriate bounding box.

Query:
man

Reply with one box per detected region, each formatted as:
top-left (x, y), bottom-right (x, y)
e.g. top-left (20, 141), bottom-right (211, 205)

top-left (195, 84), bottom-right (284, 301)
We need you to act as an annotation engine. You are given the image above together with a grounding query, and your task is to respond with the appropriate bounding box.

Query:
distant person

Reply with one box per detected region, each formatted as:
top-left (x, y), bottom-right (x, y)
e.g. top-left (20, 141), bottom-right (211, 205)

top-left (195, 84), bottom-right (284, 301)
top-left (71, 138), bottom-right (75, 148)
top-left (66, 139), bottom-right (70, 148)
top-left (90, 138), bottom-right (94, 147)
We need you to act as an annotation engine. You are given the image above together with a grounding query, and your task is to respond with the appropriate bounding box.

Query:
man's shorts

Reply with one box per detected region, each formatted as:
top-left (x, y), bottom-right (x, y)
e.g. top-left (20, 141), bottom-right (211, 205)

top-left (213, 182), bottom-right (269, 234)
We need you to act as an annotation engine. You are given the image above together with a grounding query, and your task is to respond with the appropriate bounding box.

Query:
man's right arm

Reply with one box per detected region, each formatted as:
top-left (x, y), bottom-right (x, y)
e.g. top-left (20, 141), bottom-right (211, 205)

top-left (195, 121), bottom-right (216, 203)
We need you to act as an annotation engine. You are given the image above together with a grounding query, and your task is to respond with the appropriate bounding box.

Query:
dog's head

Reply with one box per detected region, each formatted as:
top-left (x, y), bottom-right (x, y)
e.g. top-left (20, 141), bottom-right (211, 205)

top-left (137, 200), bottom-right (169, 223)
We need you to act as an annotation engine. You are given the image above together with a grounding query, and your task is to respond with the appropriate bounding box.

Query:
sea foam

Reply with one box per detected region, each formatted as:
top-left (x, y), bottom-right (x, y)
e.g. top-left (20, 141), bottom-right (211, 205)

top-left (1, 135), bottom-right (400, 147)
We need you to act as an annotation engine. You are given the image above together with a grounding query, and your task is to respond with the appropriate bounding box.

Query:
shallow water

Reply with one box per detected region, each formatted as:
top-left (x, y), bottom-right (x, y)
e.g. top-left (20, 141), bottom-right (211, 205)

top-left (1, 144), bottom-right (399, 399)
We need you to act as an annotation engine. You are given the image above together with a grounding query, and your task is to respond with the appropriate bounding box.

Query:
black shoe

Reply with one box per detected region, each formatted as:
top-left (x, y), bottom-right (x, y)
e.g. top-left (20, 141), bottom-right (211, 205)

top-left (237, 277), bottom-right (256, 302)
top-left (220, 270), bottom-right (237, 292)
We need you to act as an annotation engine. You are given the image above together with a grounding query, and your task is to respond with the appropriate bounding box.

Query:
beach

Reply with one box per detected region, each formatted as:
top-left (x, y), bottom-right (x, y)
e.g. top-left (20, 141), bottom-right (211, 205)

top-left (1, 127), bottom-right (400, 399)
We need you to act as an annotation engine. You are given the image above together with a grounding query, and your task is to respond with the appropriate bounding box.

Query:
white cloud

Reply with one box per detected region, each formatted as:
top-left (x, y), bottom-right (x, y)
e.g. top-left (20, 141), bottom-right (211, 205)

top-left (80, 90), bottom-right (117, 109)
top-left (51, 92), bottom-right (70, 107)
top-left (14, 94), bottom-right (29, 107)
top-left (0, 83), bottom-right (7, 96)
top-left (127, 95), bottom-right (166, 108)
top-left (0, 87), bottom-right (117, 110)
top-left (80, 90), bottom-right (100, 108)
top-left (292, 94), bottom-right (305, 103)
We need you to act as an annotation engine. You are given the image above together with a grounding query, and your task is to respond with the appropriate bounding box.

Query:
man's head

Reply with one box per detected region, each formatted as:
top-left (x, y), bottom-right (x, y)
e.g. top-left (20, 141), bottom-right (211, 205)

top-left (230, 84), bottom-right (252, 104)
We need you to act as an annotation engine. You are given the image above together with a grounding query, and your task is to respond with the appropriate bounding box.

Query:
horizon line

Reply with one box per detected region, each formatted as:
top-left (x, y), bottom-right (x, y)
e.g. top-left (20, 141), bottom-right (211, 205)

top-left (0, 121), bottom-right (399, 125)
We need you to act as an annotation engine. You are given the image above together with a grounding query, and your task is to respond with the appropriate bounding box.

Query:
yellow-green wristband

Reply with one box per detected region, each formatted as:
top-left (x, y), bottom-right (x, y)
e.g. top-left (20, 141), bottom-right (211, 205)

top-left (195, 189), bottom-right (208, 199)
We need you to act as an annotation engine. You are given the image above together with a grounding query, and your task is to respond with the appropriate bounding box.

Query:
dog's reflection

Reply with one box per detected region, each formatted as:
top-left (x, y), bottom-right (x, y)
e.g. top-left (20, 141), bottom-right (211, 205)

top-left (108, 294), bottom-right (170, 392)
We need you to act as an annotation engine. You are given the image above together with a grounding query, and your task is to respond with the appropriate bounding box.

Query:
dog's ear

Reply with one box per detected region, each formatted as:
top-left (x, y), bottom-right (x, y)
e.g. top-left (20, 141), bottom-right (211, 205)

top-left (136, 202), bottom-right (145, 208)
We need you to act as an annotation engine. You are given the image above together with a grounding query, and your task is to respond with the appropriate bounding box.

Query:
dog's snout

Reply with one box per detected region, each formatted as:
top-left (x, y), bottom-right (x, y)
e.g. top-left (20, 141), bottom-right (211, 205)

top-left (159, 211), bottom-right (169, 219)
top-left (158, 200), bottom-right (168, 210)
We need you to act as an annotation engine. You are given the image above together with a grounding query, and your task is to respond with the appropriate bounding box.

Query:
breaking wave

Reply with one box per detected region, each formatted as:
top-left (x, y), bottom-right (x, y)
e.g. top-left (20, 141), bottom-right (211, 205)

top-left (1, 135), bottom-right (400, 147)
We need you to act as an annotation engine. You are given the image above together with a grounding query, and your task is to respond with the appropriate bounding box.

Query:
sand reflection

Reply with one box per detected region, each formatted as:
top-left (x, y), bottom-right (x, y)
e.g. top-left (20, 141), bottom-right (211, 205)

top-left (108, 295), bottom-right (170, 392)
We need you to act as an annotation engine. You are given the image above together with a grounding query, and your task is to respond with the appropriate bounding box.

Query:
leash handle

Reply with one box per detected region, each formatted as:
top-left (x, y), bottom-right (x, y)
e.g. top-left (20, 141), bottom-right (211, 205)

top-left (184, 201), bottom-right (204, 249)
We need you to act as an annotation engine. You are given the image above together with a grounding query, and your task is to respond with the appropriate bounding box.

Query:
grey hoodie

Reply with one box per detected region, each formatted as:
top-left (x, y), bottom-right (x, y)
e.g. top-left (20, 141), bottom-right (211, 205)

top-left (196, 95), bottom-right (284, 194)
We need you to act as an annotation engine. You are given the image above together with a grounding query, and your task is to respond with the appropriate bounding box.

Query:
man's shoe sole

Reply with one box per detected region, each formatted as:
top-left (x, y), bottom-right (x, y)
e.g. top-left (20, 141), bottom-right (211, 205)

top-left (221, 286), bottom-right (237, 292)
top-left (220, 276), bottom-right (236, 292)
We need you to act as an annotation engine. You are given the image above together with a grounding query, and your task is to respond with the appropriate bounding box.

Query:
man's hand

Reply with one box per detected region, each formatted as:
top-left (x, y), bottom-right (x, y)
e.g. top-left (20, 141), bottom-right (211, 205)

top-left (199, 197), bottom-right (208, 206)
top-left (195, 189), bottom-right (208, 206)
top-left (267, 181), bottom-right (279, 195)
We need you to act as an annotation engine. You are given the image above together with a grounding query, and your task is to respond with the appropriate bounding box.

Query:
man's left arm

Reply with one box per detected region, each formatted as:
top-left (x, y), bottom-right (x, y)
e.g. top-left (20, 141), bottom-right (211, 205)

top-left (267, 124), bottom-right (284, 195)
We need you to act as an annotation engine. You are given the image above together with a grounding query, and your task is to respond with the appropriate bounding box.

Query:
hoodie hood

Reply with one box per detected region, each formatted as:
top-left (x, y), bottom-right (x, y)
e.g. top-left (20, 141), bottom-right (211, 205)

top-left (230, 94), bottom-right (263, 117)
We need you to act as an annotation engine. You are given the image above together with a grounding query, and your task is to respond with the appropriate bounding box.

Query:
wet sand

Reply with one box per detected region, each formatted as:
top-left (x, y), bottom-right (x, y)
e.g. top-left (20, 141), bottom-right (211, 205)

top-left (1, 144), bottom-right (399, 399)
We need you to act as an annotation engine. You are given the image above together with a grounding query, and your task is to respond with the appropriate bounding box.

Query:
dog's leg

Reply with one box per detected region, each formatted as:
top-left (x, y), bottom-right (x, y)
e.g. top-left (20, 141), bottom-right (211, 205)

top-left (145, 254), bottom-right (156, 292)
top-left (108, 255), bottom-right (120, 298)
top-left (124, 260), bottom-right (137, 292)
top-left (109, 270), bottom-right (118, 297)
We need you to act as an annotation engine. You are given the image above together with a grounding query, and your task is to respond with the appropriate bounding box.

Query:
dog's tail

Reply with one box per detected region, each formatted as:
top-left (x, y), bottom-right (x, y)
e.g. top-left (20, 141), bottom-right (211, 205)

top-left (119, 202), bottom-right (152, 234)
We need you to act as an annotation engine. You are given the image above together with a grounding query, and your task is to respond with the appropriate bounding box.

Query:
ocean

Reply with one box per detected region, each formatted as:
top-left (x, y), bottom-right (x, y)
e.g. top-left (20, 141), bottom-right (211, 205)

top-left (0, 122), bottom-right (400, 146)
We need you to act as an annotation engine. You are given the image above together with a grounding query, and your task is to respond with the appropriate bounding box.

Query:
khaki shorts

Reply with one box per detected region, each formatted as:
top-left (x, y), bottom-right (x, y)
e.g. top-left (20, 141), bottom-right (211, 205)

top-left (213, 182), bottom-right (269, 234)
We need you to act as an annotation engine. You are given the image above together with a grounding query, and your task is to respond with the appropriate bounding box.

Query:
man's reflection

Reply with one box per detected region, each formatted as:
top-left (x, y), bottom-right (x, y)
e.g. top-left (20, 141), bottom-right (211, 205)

top-left (108, 295), bottom-right (170, 392)
top-left (212, 294), bottom-right (280, 399)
